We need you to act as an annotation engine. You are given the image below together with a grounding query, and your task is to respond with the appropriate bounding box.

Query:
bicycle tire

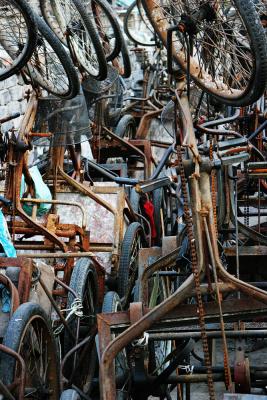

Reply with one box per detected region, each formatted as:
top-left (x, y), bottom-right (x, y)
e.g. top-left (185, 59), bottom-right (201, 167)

top-left (129, 188), bottom-right (140, 213)
top-left (0, 302), bottom-right (59, 399)
top-left (115, 114), bottom-right (136, 138)
top-left (141, 0), bottom-right (267, 106)
top-left (118, 222), bottom-right (146, 307)
top-left (152, 187), bottom-right (163, 246)
top-left (124, 0), bottom-right (155, 46)
top-left (0, 0), bottom-right (38, 81)
top-left (119, 40), bottom-right (132, 79)
top-left (63, 258), bottom-right (98, 393)
top-left (25, 15), bottom-right (80, 99)
top-left (112, 33), bottom-right (131, 78)
top-left (86, 0), bottom-right (122, 62)
top-left (40, 0), bottom-right (67, 43)
top-left (102, 291), bottom-right (130, 395)
top-left (102, 291), bottom-right (122, 313)
top-left (50, 0), bottom-right (107, 80)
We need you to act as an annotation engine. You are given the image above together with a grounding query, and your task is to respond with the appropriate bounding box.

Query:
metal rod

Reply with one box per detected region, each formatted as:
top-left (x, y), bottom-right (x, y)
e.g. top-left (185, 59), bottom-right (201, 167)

top-left (0, 379), bottom-right (16, 400)
top-left (20, 198), bottom-right (87, 229)
top-left (16, 251), bottom-right (97, 258)
top-left (148, 330), bottom-right (267, 340)
top-left (39, 277), bottom-right (76, 341)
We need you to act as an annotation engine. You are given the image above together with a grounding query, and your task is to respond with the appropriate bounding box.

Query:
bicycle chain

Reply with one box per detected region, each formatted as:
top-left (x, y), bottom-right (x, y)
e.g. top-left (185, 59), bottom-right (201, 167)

top-left (244, 165), bottom-right (250, 227)
top-left (209, 138), bottom-right (231, 389)
top-left (177, 145), bottom-right (216, 400)
top-left (209, 136), bottom-right (218, 237)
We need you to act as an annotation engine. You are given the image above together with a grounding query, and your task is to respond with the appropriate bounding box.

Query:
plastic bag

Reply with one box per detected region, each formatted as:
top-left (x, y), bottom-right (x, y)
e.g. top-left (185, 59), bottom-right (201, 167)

top-left (20, 165), bottom-right (52, 216)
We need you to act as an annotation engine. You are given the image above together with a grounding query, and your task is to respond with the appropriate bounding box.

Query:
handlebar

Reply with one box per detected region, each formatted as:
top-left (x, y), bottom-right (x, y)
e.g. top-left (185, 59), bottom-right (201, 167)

top-left (0, 112), bottom-right (20, 125)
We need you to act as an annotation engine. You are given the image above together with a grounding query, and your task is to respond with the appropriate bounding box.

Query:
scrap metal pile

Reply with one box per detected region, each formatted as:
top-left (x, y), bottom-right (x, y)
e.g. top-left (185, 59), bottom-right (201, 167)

top-left (0, 0), bottom-right (267, 399)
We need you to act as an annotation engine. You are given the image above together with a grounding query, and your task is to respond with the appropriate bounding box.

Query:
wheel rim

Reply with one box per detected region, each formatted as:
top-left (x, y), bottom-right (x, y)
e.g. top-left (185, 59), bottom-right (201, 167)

top-left (67, 270), bottom-right (97, 393)
top-left (26, 33), bottom-right (73, 97)
top-left (142, 0), bottom-right (261, 101)
top-left (124, 232), bottom-right (141, 304)
top-left (0, 1), bottom-right (34, 77)
top-left (16, 316), bottom-right (58, 399)
top-left (89, 0), bottom-right (118, 60)
top-left (52, 0), bottom-right (101, 76)
top-left (149, 276), bottom-right (172, 375)
top-left (126, 1), bottom-right (155, 46)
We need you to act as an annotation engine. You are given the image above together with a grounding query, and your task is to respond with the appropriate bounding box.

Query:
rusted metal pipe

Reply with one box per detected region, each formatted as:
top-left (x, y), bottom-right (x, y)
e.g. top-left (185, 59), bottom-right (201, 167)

top-left (0, 344), bottom-right (26, 400)
top-left (20, 198), bottom-right (87, 229)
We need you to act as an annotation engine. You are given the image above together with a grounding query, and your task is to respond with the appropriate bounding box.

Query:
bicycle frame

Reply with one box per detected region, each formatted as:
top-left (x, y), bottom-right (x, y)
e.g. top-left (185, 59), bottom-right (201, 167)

top-left (98, 82), bottom-right (267, 400)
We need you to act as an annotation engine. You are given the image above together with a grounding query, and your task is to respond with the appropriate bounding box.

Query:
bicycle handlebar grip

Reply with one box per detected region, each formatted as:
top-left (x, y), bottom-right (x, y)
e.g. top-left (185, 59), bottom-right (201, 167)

top-left (0, 196), bottom-right (12, 207)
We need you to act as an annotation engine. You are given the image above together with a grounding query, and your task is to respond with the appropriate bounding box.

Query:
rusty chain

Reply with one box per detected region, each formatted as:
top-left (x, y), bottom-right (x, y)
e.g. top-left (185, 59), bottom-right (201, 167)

top-left (177, 144), bottom-right (216, 400)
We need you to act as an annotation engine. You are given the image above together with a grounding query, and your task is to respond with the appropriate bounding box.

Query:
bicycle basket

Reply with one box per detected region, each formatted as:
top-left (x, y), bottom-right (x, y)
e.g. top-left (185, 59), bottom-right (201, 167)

top-left (32, 93), bottom-right (92, 147)
top-left (161, 100), bottom-right (175, 138)
top-left (82, 65), bottom-right (123, 127)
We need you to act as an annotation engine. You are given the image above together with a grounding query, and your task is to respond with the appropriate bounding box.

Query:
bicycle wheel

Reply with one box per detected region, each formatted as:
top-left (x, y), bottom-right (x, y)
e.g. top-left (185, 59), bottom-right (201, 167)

top-left (25, 15), bottom-right (80, 99)
top-left (115, 114), bottom-right (136, 138)
top-left (50, 0), bottom-right (107, 80)
top-left (118, 222), bottom-right (147, 307)
top-left (84, 0), bottom-right (122, 62)
top-left (153, 186), bottom-right (178, 244)
top-left (102, 291), bottom-right (130, 396)
top-left (147, 274), bottom-right (173, 392)
top-left (124, 0), bottom-right (155, 46)
top-left (141, 0), bottom-right (267, 106)
top-left (117, 40), bottom-right (132, 79)
top-left (0, 302), bottom-right (59, 399)
top-left (63, 258), bottom-right (98, 394)
top-left (0, 0), bottom-right (38, 81)
top-left (40, 0), bottom-right (67, 43)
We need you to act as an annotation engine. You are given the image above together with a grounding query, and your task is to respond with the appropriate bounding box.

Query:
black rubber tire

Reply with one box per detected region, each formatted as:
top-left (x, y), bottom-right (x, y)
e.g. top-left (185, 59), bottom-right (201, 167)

top-left (129, 188), bottom-right (140, 214)
top-left (0, 302), bottom-right (60, 399)
top-left (50, 0), bottom-right (107, 80)
top-left (40, 0), bottom-right (67, 43)
top-left (118, 222), bottom-right (146, 307)
top-left (64, 258), bottom-right (98, 354)
top-left (60, 389), bottom-right (81, 400)
top-left (141, 0), bottom-right (267, 106)
top-left (26, 14), bottom-right (80, 99)
top-left (63, 258), bottom-right (98, 393)
top-left (102, 291), bottom-right (122, 313)
top-left (89, 0), bottom-right (123, 61)
top-left (152, 187), bottom-right (163, 246)
top-left (115, 114), bottom-right (136, 138)
top-left (102, 292), bottom-right (130, 395)
top-left (0, 0), bottom-right (38, 81)
top-left (120, 40), bottom-right (132, 79)
top-left (124, 0), bottom-right (155, 47)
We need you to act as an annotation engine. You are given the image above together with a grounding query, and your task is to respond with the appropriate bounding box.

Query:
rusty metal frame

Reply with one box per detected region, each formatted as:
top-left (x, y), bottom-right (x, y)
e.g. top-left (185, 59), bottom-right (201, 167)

top-left (0, 344), bottom-right (26, 400)
top-left (98, 89), bottom-right (267, 399)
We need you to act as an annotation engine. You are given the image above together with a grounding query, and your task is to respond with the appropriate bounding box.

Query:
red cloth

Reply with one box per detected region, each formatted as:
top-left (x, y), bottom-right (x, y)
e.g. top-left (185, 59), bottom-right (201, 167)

top-left (143, 200), bottom-right (157, 239)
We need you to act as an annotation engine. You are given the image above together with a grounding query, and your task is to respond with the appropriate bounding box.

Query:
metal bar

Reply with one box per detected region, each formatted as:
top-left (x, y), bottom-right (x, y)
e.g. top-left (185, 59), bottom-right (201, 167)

top-left (0, 344), bottom-right (26, 400)
top-left (149, 330), bottom-right (267, 340)
top-left (0, 380), bottom-right (15, 400)
top-left (16, 251), bottom-right (97, 258)
top-left (20, 198), bottom-right (87, 229)
top-left (38, 277), bottom-right (76, 341)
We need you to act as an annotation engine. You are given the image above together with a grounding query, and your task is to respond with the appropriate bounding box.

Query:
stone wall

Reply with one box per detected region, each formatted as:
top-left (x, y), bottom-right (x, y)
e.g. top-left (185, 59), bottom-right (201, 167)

top-left (0, 75), bottom-right (30, 134)
top-left (0, 0), bottom-right (40, 135)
